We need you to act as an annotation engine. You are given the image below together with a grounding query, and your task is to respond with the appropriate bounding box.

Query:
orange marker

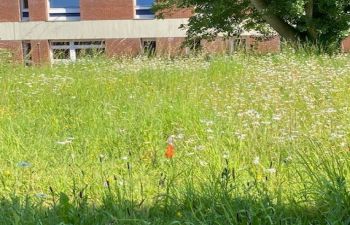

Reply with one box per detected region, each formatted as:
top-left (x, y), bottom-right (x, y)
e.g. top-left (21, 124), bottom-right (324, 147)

top-left (165, 144), bottom-right (175, 159)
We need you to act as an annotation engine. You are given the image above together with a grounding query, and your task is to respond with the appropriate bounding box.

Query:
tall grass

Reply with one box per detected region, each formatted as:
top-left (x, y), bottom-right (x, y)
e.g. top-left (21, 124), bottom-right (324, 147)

top-left (0, 53), bottom-right (350, 224)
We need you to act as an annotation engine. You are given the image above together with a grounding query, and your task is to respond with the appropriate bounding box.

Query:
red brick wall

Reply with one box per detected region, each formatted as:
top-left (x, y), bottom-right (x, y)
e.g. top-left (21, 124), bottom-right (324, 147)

top-left (247, 36), bottom-right (280, 53)
top-left (0, 41), bottom-right (23, 63)
top-left (156, 37), bottom-right (185, 56)
top-left (81, 0), bottom-right (134, 20)
top-left (31, 40), bottom-right (51, 65)
top-left (29, 0), bottom-right (48, 21)
top-left (202, 38), bottom-right (230, 54)
top-left (107, 38), bottom-right (186, 57)
top-left (194, 36), bottom-right (281, 54)
top-left (0, 0), bottom-right (20, 22)
top-left (342, 36), bottom-right (350, 53)
top-left (106, 39), bottom-right (141, 57)
top-left (161, 8), bottom-right (193, 19)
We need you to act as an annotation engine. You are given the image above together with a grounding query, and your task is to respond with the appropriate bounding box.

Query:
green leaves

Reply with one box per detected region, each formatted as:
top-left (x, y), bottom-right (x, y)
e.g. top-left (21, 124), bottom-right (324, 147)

top-left (155, 0), bottom-right (350, 51)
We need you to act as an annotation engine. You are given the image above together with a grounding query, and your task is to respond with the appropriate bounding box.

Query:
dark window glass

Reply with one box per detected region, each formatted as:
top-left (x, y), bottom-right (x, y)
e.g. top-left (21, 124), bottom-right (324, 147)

top-left (136, 9), bottom-right (153, 15)
top-left (74, 41), bottom-right (104, 46)
top-left (53, 49), bottom-right (70, 59)
top-left (22, 12), bottom-right (29, 17)
top-left (23, 42), bottom-right (32, 66)
top-left (51, 42), bottom-right (70, 46)
top-left (233, 39), bottom-right (247, 52)
top-left (23, 0), bottom-right (29, 9)
top-left (49, 13), bottom-right (80, 17)
top-left (142, 40), bottom-right (156, 56)
top-left (188, 38), bottom-right (202, 51)
top-left (76, 48), bottom-right (105, 59)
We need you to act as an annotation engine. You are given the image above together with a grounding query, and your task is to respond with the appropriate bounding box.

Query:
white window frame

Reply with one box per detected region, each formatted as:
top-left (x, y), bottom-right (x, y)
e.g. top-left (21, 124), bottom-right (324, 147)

top-left (48, 0), bottom-right (80, 21)
top-left (134, 0), bottom-right (155, 20)
top-left (21, 0), bottom-right (29, 21)
top-left (50, 41), bottom-right (105, 63)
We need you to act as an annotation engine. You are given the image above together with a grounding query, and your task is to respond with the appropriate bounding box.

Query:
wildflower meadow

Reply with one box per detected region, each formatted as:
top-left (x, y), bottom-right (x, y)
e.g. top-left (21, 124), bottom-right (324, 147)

top-left (0, 53), bottom-right (350, 224)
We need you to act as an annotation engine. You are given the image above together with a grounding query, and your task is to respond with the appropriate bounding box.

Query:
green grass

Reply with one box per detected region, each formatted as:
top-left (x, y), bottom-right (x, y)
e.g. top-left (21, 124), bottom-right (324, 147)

top-left (0, 53), bottom-right (350, 224)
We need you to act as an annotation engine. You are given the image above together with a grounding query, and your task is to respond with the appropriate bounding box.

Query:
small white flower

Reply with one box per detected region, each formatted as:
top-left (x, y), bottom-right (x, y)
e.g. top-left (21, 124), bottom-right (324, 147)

top-left (206, 129), bottom-right (214, 133)
top-left (206, 120), bottom-right (214, 126)
top-left (285, 156), bottom-right (293, 162)
top-left (194, 145), bottom-right (205, 151)
top-left (223, 152), bottom-right (230, 159)
top-left (103, 181), bottom-right (109, 188)
top-left (199, 160), bottom-right (208, 167)
top-left (56, 139), bottom-right (72, 145)
top-left (246, 109), bottom-right (261, 119)
top-left (272, 114), bottom-right (282, 121)
top-left (330, 131), bottom-right (345, 140)
top-left (324, 108), bottom-right (336, 114)
top-left (200, 119), bottom-right (214, 126)
top-left (265, 168), bottom-right (277, 174)
top-left (99, 154), bottom-right (107, 162)
top-left (167, 135), bottom-right (175, 145)
top-left (340, 142), bottom-right (347, 148)
top-left (176, 133), bottom-right (185, 139)
top-left (121, 156), bottom-right (128, 160)
top-left (35, 193), bottom-right (47, 199)
top-left (253, 157), bottom-right (260, 165)
top-left (235, 132), bottom-right (246, 140)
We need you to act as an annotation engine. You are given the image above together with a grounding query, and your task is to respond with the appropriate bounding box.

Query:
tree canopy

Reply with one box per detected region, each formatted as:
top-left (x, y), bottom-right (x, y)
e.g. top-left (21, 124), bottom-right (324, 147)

top-left (155, 0), bottom-right (350, 51)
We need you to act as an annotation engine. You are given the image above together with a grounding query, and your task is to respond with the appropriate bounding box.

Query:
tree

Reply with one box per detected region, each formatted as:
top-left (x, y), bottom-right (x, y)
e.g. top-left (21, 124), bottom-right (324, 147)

top-left (154, 0), bottom-right (350, 51)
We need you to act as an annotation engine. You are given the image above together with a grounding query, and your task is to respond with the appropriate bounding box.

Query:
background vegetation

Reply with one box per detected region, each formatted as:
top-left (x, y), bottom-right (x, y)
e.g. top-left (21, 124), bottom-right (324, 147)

top-left (155, 0), bottom-right (350, 52)
top-left (1, 52), bottom-right (350, 224)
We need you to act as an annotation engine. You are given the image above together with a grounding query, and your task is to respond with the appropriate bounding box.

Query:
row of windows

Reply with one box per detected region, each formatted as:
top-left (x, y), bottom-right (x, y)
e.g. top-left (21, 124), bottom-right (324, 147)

top-left (22, 38), bottom-right (248, 65)
top-left (20, 0), bottom-right (155, 21)
top-left (22, 40), bottom-right (107, 65)
top-left (22, 39), bottom-right (158, 65)
top-left (51, 41), bottom-right (106, 63)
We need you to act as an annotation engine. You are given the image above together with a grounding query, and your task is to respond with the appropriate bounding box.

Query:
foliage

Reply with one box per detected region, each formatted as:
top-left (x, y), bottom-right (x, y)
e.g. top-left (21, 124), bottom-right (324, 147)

top-left (155, 0), bottom-right (350, 51)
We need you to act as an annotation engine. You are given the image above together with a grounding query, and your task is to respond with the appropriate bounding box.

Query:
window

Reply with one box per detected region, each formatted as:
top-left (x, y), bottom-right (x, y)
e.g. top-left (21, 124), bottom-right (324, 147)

top-left (22, 41), bottom-right (32, 66)
top-left (52, 49), bottom-right (70, 60)
top-left (135, 0), bottom-right (155, 19)
top-left (189, 38), bottom-right (202, 51)
top-left (185, 38), bottom-right (202, 54)
top-left (21, 0), bottom-right (29, 21)
top-left (48, 0), bottom-right (80, 21)
top-left (49, 0), bottom-right (80, 8)
top-left (141, 38), bottom-right (156, 56)
top-left (50, 41), bottom-right (105, 63)
top-left (229, 38), bottom-right (247, 53)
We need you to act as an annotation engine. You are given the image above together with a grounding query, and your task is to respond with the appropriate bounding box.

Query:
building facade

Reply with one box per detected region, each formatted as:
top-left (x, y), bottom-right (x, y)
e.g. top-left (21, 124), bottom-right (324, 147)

top-left (2, 1), bottom-right (348, 65)
top-left (0, 0), bottom-right (285, 65)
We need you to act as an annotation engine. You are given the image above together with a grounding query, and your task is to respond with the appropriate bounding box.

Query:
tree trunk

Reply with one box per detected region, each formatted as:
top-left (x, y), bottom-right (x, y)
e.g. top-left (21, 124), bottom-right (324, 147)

top-left (304, 0), bottom-right (317, 40)
top-left (250, 0), bottom-right (302, 42)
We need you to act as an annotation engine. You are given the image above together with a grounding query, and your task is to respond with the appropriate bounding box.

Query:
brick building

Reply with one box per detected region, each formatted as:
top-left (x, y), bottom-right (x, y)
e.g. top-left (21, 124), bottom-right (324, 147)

top-left (0, 1), bottom-right (347, 65)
